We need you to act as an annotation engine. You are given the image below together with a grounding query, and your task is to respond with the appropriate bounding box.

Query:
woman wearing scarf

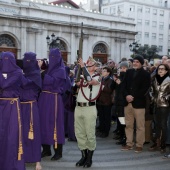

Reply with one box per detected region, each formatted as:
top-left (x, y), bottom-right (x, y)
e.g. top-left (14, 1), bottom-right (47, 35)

top-left (0, 52), bottom-right (25, 170)
top-left (38, 48), bottom-right (66, 161)
top-left (20, 52), bottom-right (42, 170)
top-left (149, 64), bottom-right (170, 153)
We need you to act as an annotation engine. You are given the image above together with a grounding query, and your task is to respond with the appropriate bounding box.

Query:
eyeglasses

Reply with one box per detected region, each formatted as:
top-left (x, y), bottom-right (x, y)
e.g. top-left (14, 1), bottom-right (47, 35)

top-left (158, 68), bottom-right (166, 71)
top-left (107, 62), bottom-right (113, 64)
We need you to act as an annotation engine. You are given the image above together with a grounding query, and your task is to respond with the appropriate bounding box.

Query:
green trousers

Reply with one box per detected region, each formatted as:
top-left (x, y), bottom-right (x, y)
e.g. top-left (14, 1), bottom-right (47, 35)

top-left (75, 105), bottom-right (97, 150)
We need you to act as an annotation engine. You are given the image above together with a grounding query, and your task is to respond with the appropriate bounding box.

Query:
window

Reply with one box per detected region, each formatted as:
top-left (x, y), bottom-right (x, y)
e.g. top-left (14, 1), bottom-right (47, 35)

top-left (118, 5), bottom-right (124, 12)
top-left (103, 8), bottom-right (108, 14)
top-left (151, 45), bottom-right (157, 48)
top-left (145, 32), bottom-right (149, 38)
top-left (165, 1), bottom-right (168, 7)
top-left (130, 5), bottom-right (135, 12)
top-left (137, 19), bottom-right (142, 25)
top-left (159, 0), bottom-right (162, 4)
top-left (168, 48), bottom-right (170, 55)
top-left (153, 9), bottom-right (157, 15)
top-left (159, 46), bottom-right (163, 52)
top-left (93, 43), bottom-right (107, 53)
top-left (145, 20), bottom-right (150, 26)
top-left (159, 22), bottom-right (164, 29)
top-left (152, 21), bottom-right (157, 27)
top-left (159, 34), bottom-right (163, 41)
top-left (0, 34), bottom-right (16, 47)
top-left (145, 8), bottom-right (150, 13)
top-left (102, 0), bottom-right (109, 4)
top-left (152, 33), bottom-right (156, 39)
top-left (137, 6), bottom-right (142, 13)
top-left (137, 32), bottom-right (142, 39)
top-left (94, 0), bottom-right (98, 5)
top-left (160, 10), bottom-right (164, 16)
top-left (169, 24), bottom-right (170, 29)
top-left (110, 7), bottom-right (116, 15)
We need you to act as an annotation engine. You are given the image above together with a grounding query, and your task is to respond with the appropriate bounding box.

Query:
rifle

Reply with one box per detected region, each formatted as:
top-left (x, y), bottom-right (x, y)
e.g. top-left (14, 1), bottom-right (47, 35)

top-left (75, 22), bottom-right (83, 82)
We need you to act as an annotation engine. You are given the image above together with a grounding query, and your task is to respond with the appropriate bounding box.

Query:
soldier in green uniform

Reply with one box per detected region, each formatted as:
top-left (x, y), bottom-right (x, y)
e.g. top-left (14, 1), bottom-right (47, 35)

top-left (75, 57), bottom-right (101, 168)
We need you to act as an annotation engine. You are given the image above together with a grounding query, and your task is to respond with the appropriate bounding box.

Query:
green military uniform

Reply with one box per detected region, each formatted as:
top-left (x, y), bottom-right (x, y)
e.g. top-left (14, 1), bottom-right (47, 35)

top-left (75, 75), bottom-right (100, 151)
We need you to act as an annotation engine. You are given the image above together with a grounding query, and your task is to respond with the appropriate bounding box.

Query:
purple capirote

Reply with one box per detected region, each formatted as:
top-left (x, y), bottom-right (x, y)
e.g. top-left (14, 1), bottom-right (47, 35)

top-left (20, 52), bottom-right (42, 163)
top-left (38, 48), bottom-right (66, 145)
top-left (0, 52), bottom-right (25, 170)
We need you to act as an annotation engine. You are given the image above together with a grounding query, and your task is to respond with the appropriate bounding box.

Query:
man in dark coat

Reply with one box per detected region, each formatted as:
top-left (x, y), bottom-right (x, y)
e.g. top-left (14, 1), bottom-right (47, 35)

top-left (121, 54), bottom-right (151, 153)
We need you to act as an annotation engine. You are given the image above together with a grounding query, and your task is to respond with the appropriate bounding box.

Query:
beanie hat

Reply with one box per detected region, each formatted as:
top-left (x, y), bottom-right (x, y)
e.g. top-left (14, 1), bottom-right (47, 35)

top-left (128, 59), bottom-right (133, 63)
top-left (133, 55), bottom-right (144, 65)
top-left (119, 61), bottom-right (129, 68)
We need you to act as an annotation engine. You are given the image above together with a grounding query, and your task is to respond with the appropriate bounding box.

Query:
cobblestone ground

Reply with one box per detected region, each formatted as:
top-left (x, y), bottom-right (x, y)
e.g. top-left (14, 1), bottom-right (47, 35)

top-left (26, 124), bottom-right (170, 170)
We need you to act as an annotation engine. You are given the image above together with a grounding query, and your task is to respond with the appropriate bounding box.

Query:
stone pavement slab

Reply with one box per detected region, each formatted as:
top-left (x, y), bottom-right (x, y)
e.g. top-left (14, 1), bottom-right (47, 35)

top-left (26, 124), bottom-right (170, 170)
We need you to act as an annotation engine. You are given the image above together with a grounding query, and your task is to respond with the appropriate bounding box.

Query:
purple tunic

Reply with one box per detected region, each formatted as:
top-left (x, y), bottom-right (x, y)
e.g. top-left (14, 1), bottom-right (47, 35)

top-left (38, 48), bottom-right (66, 145)
top-left (20, 52), bottom-right (42, 163)
top-left (0, 52), bottom-right (25, 170)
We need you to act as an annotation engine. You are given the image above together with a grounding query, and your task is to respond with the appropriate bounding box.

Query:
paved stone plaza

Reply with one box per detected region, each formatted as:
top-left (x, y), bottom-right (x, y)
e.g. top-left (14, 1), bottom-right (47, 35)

top-left (26, 124), bottom-right (170, 170)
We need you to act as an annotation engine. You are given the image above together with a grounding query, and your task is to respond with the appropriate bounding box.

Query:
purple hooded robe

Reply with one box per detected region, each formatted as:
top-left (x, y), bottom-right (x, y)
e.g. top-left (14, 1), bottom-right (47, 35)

top-left (0, 52), bottom-right (25, 170)
top-left (20, 52), bottom-right (42, 163)
top-left (38, 48), bottom-right (66, 145)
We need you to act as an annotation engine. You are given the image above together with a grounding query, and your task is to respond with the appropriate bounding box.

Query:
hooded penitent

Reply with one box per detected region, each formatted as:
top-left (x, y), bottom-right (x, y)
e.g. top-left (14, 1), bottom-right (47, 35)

top-left (0, 52), bottom-right (22, 97)
top-left (47, 48), bottom-right (66, 79)
top-left (38, 48), bottom-right (66, 145)
top-left (23, 52), bottom-right (42, 89)
top-left (0, 52), bottom-right (25, 170)
top-left (20, 52), bottom-right (42, 163)
top-left (1, 51), bottom-right (21, 73)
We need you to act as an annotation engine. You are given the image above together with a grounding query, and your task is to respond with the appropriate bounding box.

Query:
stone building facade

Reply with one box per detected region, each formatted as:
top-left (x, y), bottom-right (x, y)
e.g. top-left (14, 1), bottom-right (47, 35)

top-left (0, 0), bottom-right (136, 64)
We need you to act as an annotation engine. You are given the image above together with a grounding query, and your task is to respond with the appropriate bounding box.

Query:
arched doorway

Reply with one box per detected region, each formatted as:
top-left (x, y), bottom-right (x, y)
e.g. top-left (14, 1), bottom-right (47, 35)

top-left (49, 40), bottom-right (68, 62)
top-left (0, 34), bottom-right (17, 58)
top-left (93, 43), bottom-right (108, 64)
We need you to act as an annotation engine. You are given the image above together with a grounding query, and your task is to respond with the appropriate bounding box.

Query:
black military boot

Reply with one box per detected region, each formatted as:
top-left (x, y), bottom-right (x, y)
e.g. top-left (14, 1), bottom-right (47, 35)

top-left (83, 150), bottom-right (94, 168)
top-left (51, 144), bottom-right (63, 161)
top-left (41, 144), bottom-right (51, 158)
top-left (76, 149), bottom-right (87, 167)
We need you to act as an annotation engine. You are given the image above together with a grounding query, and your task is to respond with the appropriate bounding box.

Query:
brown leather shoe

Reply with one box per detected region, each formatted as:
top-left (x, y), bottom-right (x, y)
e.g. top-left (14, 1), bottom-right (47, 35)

top-left (149, 143), bottom-right (158, 151)
top-left (121, 145), bottom-right (133, 151)
top-left (135, 147), bottom-right (143, 153)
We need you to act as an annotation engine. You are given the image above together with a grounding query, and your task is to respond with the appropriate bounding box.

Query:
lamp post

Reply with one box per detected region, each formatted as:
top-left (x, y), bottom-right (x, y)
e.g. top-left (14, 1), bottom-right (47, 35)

top-left (129, 41), bottom-right (140, 55)
top-left (46, 33), bottom-right (60, 49)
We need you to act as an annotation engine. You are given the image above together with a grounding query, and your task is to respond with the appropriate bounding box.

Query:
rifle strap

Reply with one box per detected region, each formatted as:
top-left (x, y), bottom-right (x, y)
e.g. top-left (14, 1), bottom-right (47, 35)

top-left (80, 75), bottom-right (103, 102)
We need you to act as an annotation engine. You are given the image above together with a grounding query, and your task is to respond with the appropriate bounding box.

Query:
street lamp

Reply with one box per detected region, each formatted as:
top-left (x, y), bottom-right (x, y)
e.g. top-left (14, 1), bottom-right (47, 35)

top-left (46, 33), bottom-right (60, 49)
top-left (129, 41), bottom-right (140, 54)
